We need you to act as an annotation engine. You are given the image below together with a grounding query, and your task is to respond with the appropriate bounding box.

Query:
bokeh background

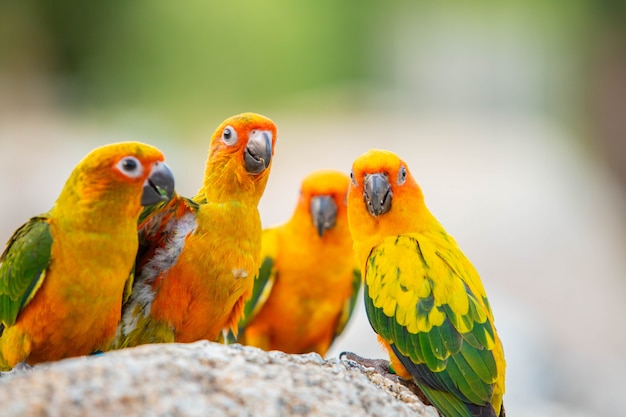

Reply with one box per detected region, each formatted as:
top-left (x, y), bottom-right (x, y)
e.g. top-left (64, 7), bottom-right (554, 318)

top-left (1, 1), bottom-right (626, 416)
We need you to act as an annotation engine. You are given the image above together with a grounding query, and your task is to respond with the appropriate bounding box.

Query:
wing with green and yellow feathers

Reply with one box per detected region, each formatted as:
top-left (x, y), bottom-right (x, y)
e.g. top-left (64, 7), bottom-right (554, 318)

top-left (0, 216), bottom-right (52, 329)
top-left (363, 233), bottom-right (504, 417)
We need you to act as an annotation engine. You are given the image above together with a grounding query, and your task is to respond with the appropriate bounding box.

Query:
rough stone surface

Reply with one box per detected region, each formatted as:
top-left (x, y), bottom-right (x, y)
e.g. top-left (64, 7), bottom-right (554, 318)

top-left (0, 341), bottom-right (439, 417)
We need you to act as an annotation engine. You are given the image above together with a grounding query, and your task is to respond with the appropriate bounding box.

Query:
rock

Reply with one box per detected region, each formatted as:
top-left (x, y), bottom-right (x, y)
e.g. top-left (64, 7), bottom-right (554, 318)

top-left (0, 341), bottom-right (438, 417)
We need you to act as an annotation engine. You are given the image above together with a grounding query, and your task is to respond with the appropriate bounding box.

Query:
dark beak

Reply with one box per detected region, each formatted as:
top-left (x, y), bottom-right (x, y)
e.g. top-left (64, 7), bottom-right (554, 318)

top-left (244, 130), bottom-right (272, 174)
top-left (310, 195), bottom-right (338, 237)
top-left (141, 162), bottom-right (175, 206)
top-left (363, 173), bottom-right (392, 217)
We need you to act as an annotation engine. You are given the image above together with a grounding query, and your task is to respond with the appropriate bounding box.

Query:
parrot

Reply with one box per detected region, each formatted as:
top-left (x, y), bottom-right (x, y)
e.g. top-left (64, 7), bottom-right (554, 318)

top-left (113, 112), bottom-right (277, 347)
top-left (345, 149), bottom-right (506, 417)
top-left (235, 170), bottom-right (361, 356)
top-left (0, 141), bottom-right (175, 370)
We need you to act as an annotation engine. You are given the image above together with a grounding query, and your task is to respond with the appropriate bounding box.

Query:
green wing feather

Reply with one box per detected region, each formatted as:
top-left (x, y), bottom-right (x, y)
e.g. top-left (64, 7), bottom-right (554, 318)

top-left (333, 267), bottom-right (362, 338)
top-left (364, 234), bottom-right (499, 417)
top-left (121, 266), bottom-right (135, 307)
top-left (233, 255), bottom-right (276, 338)
top-left (111, 307), bottom-right (175, 349)
top-left (0, 215), bottom-right (53, 326)
top-left (225, 228), bottom-right (279, 344)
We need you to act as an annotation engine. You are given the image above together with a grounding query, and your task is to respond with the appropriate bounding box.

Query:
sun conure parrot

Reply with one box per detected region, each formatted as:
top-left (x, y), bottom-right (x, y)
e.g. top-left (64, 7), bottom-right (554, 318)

top-left (0, 142), bottom-right (175, 370)
top-left (234, 170), bottom-right (361, 356)
top-left (345, 149), bottom-right (506, 417)
top-left (113, 112), bottom-right (277, 347)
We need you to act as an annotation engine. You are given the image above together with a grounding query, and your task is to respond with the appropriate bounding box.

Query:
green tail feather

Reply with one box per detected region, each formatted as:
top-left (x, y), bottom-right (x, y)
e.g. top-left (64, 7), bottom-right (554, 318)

top-left (420, 385), bottom-right (497, 417)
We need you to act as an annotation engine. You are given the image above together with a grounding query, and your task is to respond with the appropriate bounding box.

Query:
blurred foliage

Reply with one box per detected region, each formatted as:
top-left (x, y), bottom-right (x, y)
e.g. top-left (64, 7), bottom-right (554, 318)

top-left (0, 0), bottom-right (380, 124)
top-left (0, 0), bottom-right (624, 139)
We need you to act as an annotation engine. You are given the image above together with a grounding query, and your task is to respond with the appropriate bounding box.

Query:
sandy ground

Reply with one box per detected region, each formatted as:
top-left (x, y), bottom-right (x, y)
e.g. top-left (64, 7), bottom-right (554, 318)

top-left (1, 109), bottom-right (625, 416)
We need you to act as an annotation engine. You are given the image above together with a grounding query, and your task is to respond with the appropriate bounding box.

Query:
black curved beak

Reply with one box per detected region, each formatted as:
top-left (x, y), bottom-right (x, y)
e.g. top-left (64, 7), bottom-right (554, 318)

top-left (363, 173), bottom-right (392, 217)
top-left (310, 195), bottom-right (338, 237)
top-left (244, 130), bottom-right (272, 175)
top-left (141, 162), bottom-right (175, 206)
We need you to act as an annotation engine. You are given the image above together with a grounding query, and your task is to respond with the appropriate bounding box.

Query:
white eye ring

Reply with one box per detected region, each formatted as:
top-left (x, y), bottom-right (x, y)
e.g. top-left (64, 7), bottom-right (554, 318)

top-left (397, 166), bottom-right (407, 185)
top-left (222, 125), bottom-right (238, 146)
top-left (117, 156), bottom-right (143, 178)
top-left (350, 170), bottom-right (358, 186)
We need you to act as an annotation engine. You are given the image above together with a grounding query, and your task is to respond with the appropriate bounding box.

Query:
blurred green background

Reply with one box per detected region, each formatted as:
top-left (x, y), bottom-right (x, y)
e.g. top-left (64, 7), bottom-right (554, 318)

top-left (2, 0), bottom-right (625, 188)
top-left (1, 2), bottom-right (626, 417)
top-left (0, 1), bottom-right (624, 153)
top-left (2, 0), bottom-right (379, 125)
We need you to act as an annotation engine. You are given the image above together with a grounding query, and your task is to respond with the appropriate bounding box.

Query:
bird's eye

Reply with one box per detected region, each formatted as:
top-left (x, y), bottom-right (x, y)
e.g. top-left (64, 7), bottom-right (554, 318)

top-left (117, 156), bottom-right (143, 178)
top-left (397, 166), bottom-right (407, 185)
top-left (222, 125), bottom-right (238, 146)
top-left (350, 170), bottom-right (357, 186)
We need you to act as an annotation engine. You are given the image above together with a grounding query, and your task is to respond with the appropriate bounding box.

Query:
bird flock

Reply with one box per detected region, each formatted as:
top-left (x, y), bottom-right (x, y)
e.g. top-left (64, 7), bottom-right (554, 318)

top-left (0, 112), bottom-right (506, 417)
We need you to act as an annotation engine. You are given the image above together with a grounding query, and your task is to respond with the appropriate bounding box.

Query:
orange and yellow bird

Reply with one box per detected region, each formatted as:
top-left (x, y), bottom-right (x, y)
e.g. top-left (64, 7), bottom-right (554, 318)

top-left (114, 113), bottom-right (277, 347)
top-left (236, 170), bottom-right (361, 356)
top-left (346, 149), bottom-right (506, 417)
top-left (0, 142), bottom-right (174, 370)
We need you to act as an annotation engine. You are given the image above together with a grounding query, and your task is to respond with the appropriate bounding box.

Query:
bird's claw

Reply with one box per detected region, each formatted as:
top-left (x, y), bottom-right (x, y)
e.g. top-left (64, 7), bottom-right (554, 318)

top-left (339, 351), bottom-right (431, 406)
top-left (340, 351), bottom-right (396, 379)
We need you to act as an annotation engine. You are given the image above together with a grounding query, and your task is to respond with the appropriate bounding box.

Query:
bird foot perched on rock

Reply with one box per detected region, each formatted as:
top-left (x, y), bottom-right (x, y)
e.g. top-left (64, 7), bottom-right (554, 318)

top-left (340, 351), bottom-right (395, 379)
top-left (340, 351), bottom-right (432, 406)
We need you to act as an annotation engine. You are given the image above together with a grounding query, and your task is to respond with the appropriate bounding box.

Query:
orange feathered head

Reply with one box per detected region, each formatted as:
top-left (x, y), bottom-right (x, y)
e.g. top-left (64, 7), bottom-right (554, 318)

top-left (64, 141), bottom-right (175, 213)
top-left (208, 113), bottom-right (276, 175)
top-left (203, 113), bottom-right (277, 200)
top-left (347, 149), bottom-right (430, 242)
top-left (297, 170), bottom-right (350, 238)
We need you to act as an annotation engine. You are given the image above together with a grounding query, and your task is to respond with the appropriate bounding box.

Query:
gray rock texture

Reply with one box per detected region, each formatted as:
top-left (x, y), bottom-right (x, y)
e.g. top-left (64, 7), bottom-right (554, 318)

top-left (0, 341), bottom-right (438, 417)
